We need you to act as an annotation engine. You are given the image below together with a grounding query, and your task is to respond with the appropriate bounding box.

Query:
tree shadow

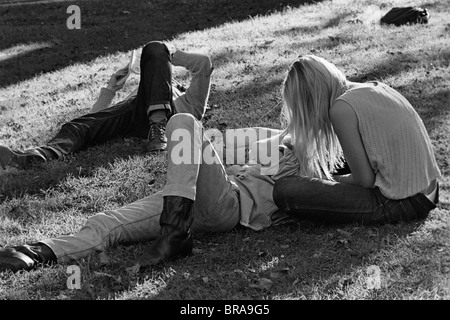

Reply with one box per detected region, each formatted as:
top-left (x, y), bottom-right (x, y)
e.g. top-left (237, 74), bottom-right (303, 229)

top-left (0, 0), bottom-right (319, 89)
top-left (273, 11), bottom-right (356, 38)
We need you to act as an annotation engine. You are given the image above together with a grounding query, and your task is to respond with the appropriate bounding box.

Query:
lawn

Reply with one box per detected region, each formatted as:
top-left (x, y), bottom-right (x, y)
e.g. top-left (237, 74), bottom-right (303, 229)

top-left (0, 0), bottom-right (449, 301)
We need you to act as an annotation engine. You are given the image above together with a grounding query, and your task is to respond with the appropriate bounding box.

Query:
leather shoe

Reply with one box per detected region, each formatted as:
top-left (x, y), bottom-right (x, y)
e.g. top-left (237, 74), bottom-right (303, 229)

top-left (0, 248), bottom-right (35, 272)
top-left (0, 146), bottom-right (46, 169)
top-left (0, 243), bottom-right (56, 273)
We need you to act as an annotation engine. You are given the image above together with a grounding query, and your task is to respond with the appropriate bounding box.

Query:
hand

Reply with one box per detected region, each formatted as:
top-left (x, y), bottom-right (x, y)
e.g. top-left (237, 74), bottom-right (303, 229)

top-left (281, 134), bottom-right (292, 149)
top-left (106, 65), bottom-right (129, 92)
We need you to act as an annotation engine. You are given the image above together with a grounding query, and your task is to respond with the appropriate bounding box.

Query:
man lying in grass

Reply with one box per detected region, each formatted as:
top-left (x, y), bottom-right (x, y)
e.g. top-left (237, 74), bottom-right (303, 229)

top-left (0, 48), bottom-right (441, 273)
top-left (0, 40), bottom-right (213, 168)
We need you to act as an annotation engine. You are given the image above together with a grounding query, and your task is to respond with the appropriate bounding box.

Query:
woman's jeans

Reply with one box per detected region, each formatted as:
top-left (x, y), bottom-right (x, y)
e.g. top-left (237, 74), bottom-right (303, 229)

top-left (273, 176), bottom-right (438, 225)
top-left (40, 41), bottom-right (173, 159)
top-left (41, 113), bottom-right (240, 263)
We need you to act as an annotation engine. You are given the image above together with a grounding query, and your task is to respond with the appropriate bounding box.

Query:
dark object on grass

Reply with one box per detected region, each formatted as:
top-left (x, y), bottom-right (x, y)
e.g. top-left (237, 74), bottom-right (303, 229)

top-left (381, 7), bottom-right (430, 26)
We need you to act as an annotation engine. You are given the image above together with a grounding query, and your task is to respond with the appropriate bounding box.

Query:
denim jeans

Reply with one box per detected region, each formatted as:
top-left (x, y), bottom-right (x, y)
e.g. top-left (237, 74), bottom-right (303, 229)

top-left (273, 176), bottom-right (438, 225)
top-left (39, 41), bottom-right (173, 160)
top-left (41, 113), bottom-right (240, 263)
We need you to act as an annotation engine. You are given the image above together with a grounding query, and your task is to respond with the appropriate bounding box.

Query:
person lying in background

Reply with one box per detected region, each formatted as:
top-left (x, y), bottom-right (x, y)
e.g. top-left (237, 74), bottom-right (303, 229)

top-left (0, 41), bottom-right (213, 168)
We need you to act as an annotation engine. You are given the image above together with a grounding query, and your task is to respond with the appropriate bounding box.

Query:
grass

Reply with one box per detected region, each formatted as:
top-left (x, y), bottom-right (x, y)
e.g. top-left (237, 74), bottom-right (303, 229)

top-left (0, 0), bottom-right (449, 301)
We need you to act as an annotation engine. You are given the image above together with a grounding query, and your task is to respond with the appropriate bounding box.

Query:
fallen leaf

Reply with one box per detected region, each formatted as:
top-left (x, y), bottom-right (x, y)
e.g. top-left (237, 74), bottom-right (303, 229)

top-left (258, 278), bottom-right (274, 290)
top-left (183, 272), bottom-right (191, 280)
top-left (258, 250), bottom-right (268, 257)
top-left (367, 229), bottom-right (378, 238)
top-left (336, 239), bottom-right (350, 246)
top-left (126, 263), bottom-right (141, 276)
top-left (337, 229), bottom-right (352, 238)
top-left (98, 252), bottom-right (111, 265)
top-left (270, 267), bottom-right (291, 279)
top-left (347, 19), bottom-right (363, 24)
top-left (192, 248), bottom-right (204, 254)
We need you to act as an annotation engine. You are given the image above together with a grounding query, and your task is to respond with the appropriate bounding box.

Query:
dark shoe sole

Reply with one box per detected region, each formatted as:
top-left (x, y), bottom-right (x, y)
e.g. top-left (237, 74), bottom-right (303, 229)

top-left (148, 143), bottom-right (167, 152)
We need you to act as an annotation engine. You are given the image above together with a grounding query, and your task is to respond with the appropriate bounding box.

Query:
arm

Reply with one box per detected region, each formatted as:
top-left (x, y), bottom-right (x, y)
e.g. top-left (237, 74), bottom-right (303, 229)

top-left (222, 127), bottom-right (283, 167)
top-left (224, 127), bottom-right (283, 150)
top-left (171, 51), bottom-right (214, 120)
top-left (90, 66), bottom-right (129, 113)
top-left (330, 100), bottom-right (375, 188)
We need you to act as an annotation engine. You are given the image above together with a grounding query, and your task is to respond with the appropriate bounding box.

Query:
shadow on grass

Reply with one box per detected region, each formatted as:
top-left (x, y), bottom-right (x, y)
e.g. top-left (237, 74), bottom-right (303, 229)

top-left (59, 218), bottom-right (426, 300)
top-left (0, 137), bottom-right (162, 200)
top-left (0, 0), bottom-right (320, 89)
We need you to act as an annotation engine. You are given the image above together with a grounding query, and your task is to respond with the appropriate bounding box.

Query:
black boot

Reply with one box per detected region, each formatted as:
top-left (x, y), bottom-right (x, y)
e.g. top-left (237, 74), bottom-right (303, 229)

top-left (0, 243), bottom-right (57, 273)
top-left (139, 196), bottom-right (194, 266)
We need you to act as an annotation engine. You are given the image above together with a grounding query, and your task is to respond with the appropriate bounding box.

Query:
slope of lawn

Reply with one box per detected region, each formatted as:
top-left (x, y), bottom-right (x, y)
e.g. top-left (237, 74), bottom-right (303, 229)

top-left (0, 0), bottom-right (449, 300)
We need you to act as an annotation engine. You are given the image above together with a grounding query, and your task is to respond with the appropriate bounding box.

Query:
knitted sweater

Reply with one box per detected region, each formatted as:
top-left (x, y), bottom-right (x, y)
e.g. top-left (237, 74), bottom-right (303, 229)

top-left (336, 82), bottom-right (441, 199)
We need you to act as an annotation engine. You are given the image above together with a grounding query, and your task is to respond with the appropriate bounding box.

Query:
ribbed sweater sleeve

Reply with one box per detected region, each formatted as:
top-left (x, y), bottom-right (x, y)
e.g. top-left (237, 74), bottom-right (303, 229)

top-left (171, 50), bottom-right (213, 120)
top-left (171, 51), bottom-right (213, 76)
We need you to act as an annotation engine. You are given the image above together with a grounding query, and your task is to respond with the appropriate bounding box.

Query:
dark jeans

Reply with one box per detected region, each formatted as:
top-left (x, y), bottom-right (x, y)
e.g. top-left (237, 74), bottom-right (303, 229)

top-left (273, 176), bottom-right (439, 225)
top-left (39, 41), bottom-right (173, 160)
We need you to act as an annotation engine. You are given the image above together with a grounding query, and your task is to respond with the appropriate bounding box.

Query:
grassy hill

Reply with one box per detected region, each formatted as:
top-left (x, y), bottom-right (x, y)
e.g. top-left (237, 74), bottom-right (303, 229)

top-left (0, 0), bottom-right (449, 300)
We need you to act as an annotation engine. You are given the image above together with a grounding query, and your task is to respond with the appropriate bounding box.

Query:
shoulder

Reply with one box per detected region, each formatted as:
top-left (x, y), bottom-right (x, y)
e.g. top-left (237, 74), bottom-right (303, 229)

top-left (330, 99), bottom-right (361, 145)
top-left (330, 99), bottom-right (357, 126)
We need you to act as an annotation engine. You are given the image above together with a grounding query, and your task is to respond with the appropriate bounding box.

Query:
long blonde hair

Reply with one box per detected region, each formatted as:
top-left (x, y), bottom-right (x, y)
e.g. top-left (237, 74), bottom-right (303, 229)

top-left (281, 55), bottom-right (347, 179)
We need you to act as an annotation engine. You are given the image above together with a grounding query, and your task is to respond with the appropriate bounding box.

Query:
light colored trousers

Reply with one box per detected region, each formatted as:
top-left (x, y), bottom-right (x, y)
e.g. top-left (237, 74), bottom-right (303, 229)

top-left (42, 114), bottom-right (240, 263)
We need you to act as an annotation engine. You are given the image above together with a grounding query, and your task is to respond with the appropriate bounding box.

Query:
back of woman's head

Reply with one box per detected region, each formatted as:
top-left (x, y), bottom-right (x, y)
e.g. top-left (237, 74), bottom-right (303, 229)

top-left (282, 55), bottom-right (347, 178)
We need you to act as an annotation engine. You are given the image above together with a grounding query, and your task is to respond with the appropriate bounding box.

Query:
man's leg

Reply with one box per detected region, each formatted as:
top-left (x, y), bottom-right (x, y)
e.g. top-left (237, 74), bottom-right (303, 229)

top-left (130, 41), bottom-right (174, 151)
top-left (42, 99), bottom-right (138, 160)
top-left (139, 113), bottom-right (240, 266)
top-left (0, 98), bottom-right (138, 168)
top-left (0, 192), bottom-right (164, 272)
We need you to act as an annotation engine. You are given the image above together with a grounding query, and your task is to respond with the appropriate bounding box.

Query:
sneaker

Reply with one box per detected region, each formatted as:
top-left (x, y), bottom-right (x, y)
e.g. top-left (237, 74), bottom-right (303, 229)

top-left (147, 119), bottom-right (167, 152)
top-left (0, 146), bottom-right (46, 169)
